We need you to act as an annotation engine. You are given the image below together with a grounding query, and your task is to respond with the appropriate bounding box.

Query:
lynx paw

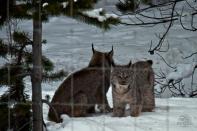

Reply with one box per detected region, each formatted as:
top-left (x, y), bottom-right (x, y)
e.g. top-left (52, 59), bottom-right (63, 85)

top-left (98, 105), bottom-right (112, 113)
top-left (112, 112), bottom-right (124, 117)
top-left (142, 108), bottom-right (153, 112)
top-left (130, 112), bottom-right (140, 117)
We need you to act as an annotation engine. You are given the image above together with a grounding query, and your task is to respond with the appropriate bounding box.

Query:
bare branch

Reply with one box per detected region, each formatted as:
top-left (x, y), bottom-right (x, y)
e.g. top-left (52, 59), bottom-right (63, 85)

top-left (183, 51), bottom-right (197, 59)
top-left (190, 90), bottom-right (197, 97)
top-left (120, 18), bottom-right (177, 26)
top-left (149, 2), bottom-right (177, 54)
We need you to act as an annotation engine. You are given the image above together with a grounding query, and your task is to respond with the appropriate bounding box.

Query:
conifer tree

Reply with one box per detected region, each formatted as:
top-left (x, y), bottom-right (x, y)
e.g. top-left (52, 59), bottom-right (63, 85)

top-left (0, 0), bottom-right (120, 130)
top-left (0, 22), bottom-right (67, 131)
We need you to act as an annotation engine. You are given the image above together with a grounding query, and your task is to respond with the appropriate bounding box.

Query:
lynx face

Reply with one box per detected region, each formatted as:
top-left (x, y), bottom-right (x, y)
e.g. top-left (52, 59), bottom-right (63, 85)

top-left (111, 62), bottom-right (133, 94)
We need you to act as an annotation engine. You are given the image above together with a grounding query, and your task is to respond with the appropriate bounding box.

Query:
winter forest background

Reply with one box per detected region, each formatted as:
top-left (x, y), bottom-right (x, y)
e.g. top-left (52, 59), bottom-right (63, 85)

top-left (0, 0), bottom-right (197, 131)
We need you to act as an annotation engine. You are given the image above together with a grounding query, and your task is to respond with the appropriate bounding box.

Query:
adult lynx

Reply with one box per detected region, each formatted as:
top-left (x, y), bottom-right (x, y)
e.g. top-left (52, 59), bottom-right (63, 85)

top-left (48, 45), bottom-right (114, 122)
top-left (111, 60), bottom-right (155, 117)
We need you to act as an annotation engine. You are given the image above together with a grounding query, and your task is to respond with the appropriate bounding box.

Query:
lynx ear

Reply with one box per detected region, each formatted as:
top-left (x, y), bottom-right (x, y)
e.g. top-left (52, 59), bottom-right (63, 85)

top-left (108, 45), bottom-right (114, 56)
top-left (111, 60), bottom-right (116, 67)
top-left (92, 43), bottom-right (95, 53)
top-left (127, 60), bottom-right (132, 68)
top-left (147, 60), bottom-right (153, 65)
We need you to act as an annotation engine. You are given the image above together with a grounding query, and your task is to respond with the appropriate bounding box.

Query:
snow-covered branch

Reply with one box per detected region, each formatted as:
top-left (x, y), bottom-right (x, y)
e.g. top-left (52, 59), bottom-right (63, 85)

top-left (82, 8), bottom-right (118, 22)
top-left (155, 62), bottom-right (197, 97)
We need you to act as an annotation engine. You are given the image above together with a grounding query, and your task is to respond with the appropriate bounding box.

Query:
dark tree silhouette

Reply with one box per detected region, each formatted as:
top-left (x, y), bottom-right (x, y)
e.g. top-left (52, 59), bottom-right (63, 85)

top-left (0, 0), bottom-right (120, 130)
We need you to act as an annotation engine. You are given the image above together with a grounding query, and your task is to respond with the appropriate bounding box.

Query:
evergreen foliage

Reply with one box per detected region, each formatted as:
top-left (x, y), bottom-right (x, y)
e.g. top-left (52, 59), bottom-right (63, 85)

top-left (0, 0), bottom-right (120, 130)
top-left (0, 0), bottom-right (120, 30)
top-left (74, 11), bottom-right (119, 30)
top-left (141, 0), bottom-right (152, 4)
top-left (0, 28), bottom-right (67, 130)
top-left (116, 0), bottom-right (152, 13)
top-left (0, 30), bottom-right (67, 102)
top-left (116, 0), bottom-right (139, 12)
top-left (0, 102), bottom-right (32, 130)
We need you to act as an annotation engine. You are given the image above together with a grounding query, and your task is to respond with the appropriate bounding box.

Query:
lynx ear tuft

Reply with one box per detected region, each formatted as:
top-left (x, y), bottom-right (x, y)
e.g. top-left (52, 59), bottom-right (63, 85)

top-left (127, 60), bottom-right (132, 67)
top-left (147, 60), bottom-right (153, 65)
top-left (111, 60), bottom-right (116, 67)
top-left (92, 43), bottom-right (95, 53)
top-left (108, 45), bottom-right (114, 56)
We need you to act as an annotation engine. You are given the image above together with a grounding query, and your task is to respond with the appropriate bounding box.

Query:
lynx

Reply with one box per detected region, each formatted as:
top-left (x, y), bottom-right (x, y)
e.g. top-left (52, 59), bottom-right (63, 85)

top-left (111, 60), bottom-right (155, 117)
top-left (48, 44), bottom-right (114, 122)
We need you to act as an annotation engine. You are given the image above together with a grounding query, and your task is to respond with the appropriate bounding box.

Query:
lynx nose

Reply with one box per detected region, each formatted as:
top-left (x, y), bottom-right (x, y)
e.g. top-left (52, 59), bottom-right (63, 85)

top-left (120, 81), bottom-right (127, 85)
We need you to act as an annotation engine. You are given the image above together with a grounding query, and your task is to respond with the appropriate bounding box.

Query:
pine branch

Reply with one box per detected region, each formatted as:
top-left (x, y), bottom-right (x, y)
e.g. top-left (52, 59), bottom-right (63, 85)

top-left (42, 56), bottom-right (55, 71)
top-left (0, 65), bottom-right (28, 102)
top-left (0, 66), bottom-right (9, 86)
top-left (0, 64), bottom-right (27, 86)
top-left (116, 0), bottom-right (138, 13)
top-left (0, 83), bottom-right (28, 102)
top-left (0, 39), bottom-right (8, 58)
top-left (42, 69), bottom-right (68, 82)
top-left (73, 12), bottom-right (120, 30)
top-left (13, 31), bottom-right (33, 45)
top-left (1, 0), bottom-right (119, 29)
top-left (0, 38), bottom-right (32, 59)
top-left (25, 52), bottom-right (54, 72)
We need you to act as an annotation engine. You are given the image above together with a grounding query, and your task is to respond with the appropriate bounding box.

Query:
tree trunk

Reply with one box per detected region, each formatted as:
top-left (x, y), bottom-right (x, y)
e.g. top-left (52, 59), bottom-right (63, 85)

top-left (31, 0), bottom-right (43, 131)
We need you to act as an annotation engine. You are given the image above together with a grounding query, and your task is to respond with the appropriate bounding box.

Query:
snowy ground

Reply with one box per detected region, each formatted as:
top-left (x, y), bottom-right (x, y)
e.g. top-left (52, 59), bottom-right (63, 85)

top-left (44, 98), bottom-right (197, 131)
top-left (0, 0), bottom-right (197, 130)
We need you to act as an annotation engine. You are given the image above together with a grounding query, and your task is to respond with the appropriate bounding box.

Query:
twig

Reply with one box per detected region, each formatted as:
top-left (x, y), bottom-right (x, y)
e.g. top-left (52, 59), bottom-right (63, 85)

top-left (149, 2), bottom-right (177, 54)
top-left (183, 51), bottom-right (197, 59)
top-left (156, 52), bottom-right (176, 69)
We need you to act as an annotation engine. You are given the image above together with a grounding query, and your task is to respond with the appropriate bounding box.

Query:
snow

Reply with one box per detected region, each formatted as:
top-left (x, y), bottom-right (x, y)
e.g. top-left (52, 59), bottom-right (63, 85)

top-left (164, 48), bottom-right (184, 69)
top-left (105, 13), bottom-right (119, 19)
top-left (43, 85), bottom-right (197, 131)
top-left (42, 2), bottom-right (68, 8)
top-left (155, 62), bottom-right (197, 93)
top-left (167, 63), bottom-right (197, 82)
top-left (0, 0), bottom-right (197, 130)
top-left (38, 0), bottom-right (197, 129)
top-left (43, 2), bottom-right (48, 7)
top-left (44, 98), bottom-right (197, 131)
top-left (62, 2), bottom-right (68, 8)
top-left (82, 8), bottom-right (118, 22)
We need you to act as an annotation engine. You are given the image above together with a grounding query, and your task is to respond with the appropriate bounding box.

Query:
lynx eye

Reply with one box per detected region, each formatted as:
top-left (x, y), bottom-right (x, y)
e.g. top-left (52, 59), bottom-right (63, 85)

top-left (118, 75), bottom-right (123, 79)
top-left (124, 75), bottom-right (128, 79)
